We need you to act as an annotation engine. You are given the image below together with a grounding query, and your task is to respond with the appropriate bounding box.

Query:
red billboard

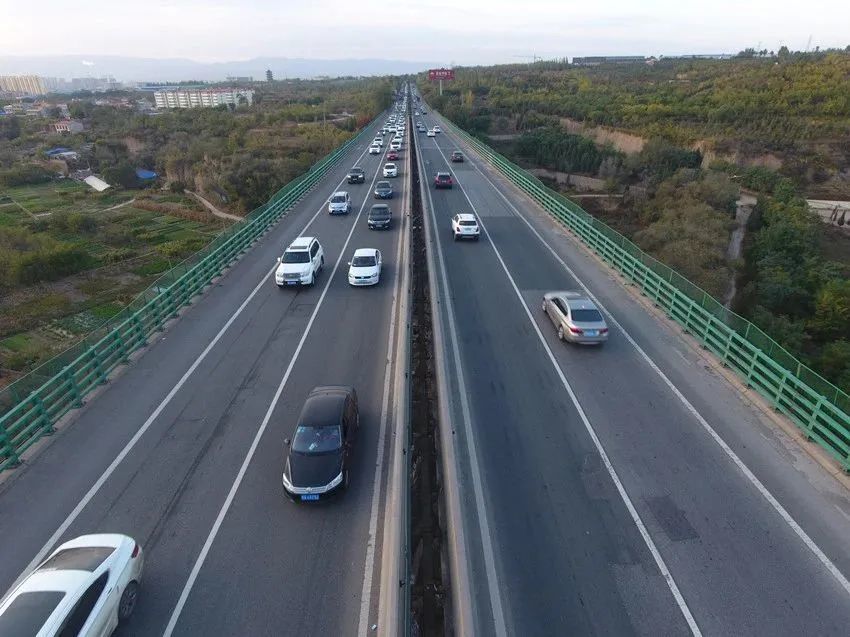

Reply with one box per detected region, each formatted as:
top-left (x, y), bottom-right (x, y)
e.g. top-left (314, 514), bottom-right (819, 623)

top-left (428, 68), bottom-right (455, 81)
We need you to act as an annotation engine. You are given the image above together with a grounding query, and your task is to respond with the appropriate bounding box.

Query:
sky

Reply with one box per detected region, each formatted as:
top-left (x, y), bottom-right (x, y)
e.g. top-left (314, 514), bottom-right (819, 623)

top-left (2, 0), bottom-right (849, 65)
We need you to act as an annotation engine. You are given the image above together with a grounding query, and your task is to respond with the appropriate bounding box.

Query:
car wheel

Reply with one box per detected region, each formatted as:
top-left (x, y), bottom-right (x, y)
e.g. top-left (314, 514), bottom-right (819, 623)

top-left (308, 272), bottom-right (315, 286)
top-left (542, 300), bottom-right (547, 313)
top-left (343, 469), bottom-right (351, 490)
top-left (557, 325), bottom-right (565, 341)
top-left (320, 256), bottom-right (325, 271)
top-left (453, 233), bottom-right (459, 241)
top-left (118, 581), bottom-right (139, 621)
top-left (474, 235), bottom-right (480, 241)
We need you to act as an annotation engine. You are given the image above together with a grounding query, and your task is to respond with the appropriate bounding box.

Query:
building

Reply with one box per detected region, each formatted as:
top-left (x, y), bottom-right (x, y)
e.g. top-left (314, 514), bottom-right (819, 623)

top-left (226, 76), bottom-right (253, 82)
top-left (54, 119), bottom-right (84, 133)
top-left (266, 69), bottom-right (274, 82)
top-left (0, 75), bottom-right (48, 95)
top-left (571, 56), bottom-right (647, 66)
top-left (153, 88), bottom-right (255, 109)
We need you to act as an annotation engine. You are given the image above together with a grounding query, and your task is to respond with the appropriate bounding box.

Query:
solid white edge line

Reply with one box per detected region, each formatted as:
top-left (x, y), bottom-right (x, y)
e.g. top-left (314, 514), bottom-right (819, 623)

top-left (452, 120), bottom-right (850, 599)
top-left (162, 138), bottom-right (394, 636)
top-left (4, 121), bottom-right (382, 600)
top-left (358, 116), bottom-right (411, 636)
top-left (428, 135), bottom-right (702, 636)
top-left (419, 124), bottom-right (509, 637)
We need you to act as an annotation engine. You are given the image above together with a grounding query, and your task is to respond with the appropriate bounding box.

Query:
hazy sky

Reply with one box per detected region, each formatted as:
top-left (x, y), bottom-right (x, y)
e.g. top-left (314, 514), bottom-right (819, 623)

top-left (3, 0), bottom-right (849, 64)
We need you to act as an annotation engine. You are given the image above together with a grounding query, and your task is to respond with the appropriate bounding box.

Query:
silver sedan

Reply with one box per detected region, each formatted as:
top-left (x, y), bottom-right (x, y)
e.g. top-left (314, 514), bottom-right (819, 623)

top-left (542, 291), bottom-right (609, 344)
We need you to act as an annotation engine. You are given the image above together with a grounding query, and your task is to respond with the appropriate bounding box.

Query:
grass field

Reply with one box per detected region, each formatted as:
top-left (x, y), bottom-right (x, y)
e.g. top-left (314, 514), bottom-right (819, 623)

top-left (0, 180), bottom-right (232, 384)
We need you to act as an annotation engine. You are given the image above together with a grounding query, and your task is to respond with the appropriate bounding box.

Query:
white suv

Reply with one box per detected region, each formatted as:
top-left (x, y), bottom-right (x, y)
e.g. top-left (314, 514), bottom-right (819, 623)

top-left (451, 213), bottom-right (480, 241)
top-left (383, 163), bottom-right (398, 177)
top-left (276, 237), bottom-right (324, 287)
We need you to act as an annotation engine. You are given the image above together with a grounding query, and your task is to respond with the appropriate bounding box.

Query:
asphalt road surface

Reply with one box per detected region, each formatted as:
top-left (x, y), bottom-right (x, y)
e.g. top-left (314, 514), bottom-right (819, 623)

top-left (413, 105), bottom-right (850, 636)
top-left (0, 114), bottom-right (409, 636)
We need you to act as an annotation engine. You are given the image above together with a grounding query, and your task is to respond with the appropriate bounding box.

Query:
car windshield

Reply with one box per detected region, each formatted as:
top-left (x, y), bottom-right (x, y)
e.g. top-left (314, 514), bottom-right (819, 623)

top-left (330, 195), bottom-right (346, 203)
top-left (352, 256), bottom-right (377, 267)
top-left (292, 425), bottom-right (342, 453)
top-left (282, 250), bottom-right (310, 264)
top-left (350, 168), bottom-right (363, 174)
top-left (376, 182), bottom-right (391, 190)
top-left (571, 309), bottom-right (604, 323)
top-left (371, 207), bottom-right (390, 217)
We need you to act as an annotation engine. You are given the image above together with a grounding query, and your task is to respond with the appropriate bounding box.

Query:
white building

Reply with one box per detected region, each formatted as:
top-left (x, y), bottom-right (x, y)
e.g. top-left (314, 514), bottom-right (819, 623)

top-left (0, 75), bottom-right (47, 95)
top-left (153, 88), bottom-right (255, 109)
top-left (54, 120), bottom-right (84, 133)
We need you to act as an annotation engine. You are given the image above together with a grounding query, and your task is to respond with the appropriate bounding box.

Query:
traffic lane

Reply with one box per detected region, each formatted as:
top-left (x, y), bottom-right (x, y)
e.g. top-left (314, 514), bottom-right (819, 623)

top-left (168, 194), bottom-right (404, 637)
top-left (421, 160), bottom-right (688, 634)
top-left (0, 122), bottom-right (388, 598)
top-left (69, 149), bottom-right (398, 634)
top-left (435, 127), bottom-right (850, 632)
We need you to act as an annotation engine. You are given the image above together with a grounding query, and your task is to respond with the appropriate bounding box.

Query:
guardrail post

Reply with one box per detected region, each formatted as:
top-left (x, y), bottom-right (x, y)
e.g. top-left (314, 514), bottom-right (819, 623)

top-left (90, 346), bottom-right (108, 385)
top-left (0, 421), bottom-right (20, 466)
top-left (805, 396), bottom-right (825, 441)
top-left (132, 315), bottom-right (147, 349)
top-left (115, 330), bottom-right (130, 364)
top-left (63, 367), bottom-right (83, 408)
top-left (33, 394), bottom-right (54, 436)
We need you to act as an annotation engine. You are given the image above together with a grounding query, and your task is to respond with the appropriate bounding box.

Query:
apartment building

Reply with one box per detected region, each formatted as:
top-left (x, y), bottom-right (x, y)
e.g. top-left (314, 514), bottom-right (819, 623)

top-left (153, 88), bottom-right (255, 109)
top-left (0, 75), bottom-right (48, 95)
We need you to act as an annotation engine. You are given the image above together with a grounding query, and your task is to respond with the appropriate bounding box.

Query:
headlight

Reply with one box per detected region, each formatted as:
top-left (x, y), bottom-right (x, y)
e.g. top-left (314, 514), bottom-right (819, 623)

top-left (282, 464), bottom-right (293, 490)
top-left (328, 471), bottom-right (343, 489)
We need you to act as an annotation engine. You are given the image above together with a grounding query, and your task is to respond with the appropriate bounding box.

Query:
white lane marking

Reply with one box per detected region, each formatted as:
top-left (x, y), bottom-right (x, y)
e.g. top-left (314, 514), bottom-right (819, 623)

top-left (428, 140), bottom-right (702, 635)
top-left (357, 117), bottom-right (411, 636)
top-left (417, 128), bottom-right (509, 637)
top-left (457, 130), bottom-right (850, 599)
top-left (4, 125), bottom-right (382, 599)
top-left (163, 142), bottom-right (393, 636)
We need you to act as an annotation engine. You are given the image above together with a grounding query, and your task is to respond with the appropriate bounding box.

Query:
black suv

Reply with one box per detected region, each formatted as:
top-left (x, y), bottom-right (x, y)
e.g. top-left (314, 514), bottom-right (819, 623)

top-left (450, 151), bottom-right (464, 162)
top-left (374, 181), bottom-right (394, 199)
top-left (347, 167), bottom-right (365, 184)
top-left (368, 204), bottom-right (392, 230)
top-left (282, 386), bottom-right (359, 502)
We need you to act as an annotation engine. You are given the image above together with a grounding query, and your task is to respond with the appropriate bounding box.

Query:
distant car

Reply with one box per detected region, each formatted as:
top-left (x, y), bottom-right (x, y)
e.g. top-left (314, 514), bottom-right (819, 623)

top-left (390, 140), bottom-right (401, 151)
top-left (421, 108), bottom-right (428, 114)
top-left (386, 149), bottom-right (400, 160)
top-left (383, 163), bottom-right (398, 178)
top-left (434, 172), bottom-right (453, 189)
top-left (542, 291), bottom-right (609, 344)
top-left (373, 137), bottom-right (384, 146)
top-left (427, 129), bottom-right (436, 137)
top-left (451, 213), bottom-right (479, 240)
top-left (282, 386), bottom-right (359, 501)
top-left (368, 204), bottom-right (392, 230)
top-left (450, 150), bottom-right (464, 162)
top-left (415, 110), bottom-right (420, 116)
top-left (347, 167), bottom-right (366, 184)
top-left (328, 190), bottom-right (351, 214)
top-left (418, 125), bottom-right (427, 133)
top-left (275, 236), bottom-right (324, 287)
top-left (348, 248), bottom-right (382, 286)
top-left (432, 126), bottom-right (441, 133)
top-left (374, 180), bottom-right (394, 199)
top-left (368, 144), bottom-right (381, 155)
top-left (0, 534), bottom-right (144, 636)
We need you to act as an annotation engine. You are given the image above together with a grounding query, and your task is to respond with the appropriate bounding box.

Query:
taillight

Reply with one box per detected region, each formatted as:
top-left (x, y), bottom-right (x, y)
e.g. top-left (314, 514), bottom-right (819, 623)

top-left (131, 543), bottom-right (140, 558)
top-left (569, 326), bottom-right (583, 335)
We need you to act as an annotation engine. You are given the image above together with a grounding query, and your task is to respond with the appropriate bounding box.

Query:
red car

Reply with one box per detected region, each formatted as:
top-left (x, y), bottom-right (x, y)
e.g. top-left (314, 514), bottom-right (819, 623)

top-left (387, 150), bottom-right (400, 160)
top-left (434, 172), bottom-right (453, 189)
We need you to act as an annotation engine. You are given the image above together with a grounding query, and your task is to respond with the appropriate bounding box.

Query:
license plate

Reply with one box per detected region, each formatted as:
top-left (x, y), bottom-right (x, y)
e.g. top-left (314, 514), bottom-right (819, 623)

top-left (301, 494), bottom-right (320, 501)
top-left (585, 330), bottom-right (598, 337)
top-left (286, 281), bottom-right (297, 286)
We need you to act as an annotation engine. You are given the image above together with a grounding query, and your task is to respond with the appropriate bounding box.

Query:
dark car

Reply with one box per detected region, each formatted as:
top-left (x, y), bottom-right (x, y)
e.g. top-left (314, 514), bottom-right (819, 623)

top-left (282, 386), bottom-right (359, 502)
top-left (374, 180), bottom-right (394, 199)
top-left (434, 172), bottom-right (453, 189)
top-left (347, 167), bottom-right (365, 184)
top-left (368, 204), bottom-right (392, 230)
top-left (450, 151), bottom-right (464, 162)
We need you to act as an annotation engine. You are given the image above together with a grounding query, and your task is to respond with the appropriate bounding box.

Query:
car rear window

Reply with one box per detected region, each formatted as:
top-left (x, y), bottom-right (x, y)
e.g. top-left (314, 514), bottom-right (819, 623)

top-left (0, 591), bottom-right (66, 635)
top-left (459, 220), bottom-right (477, 226)
top-left (571, 309), bottom-right (603, 323)
top-left (39, 546), bottom-right (115, 573)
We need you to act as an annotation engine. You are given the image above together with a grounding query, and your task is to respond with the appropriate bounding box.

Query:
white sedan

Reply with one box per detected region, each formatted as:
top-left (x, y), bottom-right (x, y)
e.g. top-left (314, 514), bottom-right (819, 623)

top-left (427, 129), bottom-right (436, 137)
top-left (348, 248), bottom-right (382, 286)
top-left (432, 126), bottom-right (442, 133)
top-left (368, 144), bottom-right (381, 155)
top-left (0, 534), bottom-right (144, 635)
top-left (383, 163), bottom-right (398, 177)
top-left (390, 140), bottom-right (402, 151)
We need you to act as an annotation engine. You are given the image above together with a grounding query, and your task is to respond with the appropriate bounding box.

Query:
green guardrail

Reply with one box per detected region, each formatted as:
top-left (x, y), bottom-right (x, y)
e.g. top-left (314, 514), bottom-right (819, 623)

top-left (0, 117), bottom-right (378, 470)
top-left (439, 113), bottom-right (850, 472)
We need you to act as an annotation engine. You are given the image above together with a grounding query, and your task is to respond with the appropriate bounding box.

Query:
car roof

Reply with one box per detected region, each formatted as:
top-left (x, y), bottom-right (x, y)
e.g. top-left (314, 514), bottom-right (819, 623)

top-left (456, 213), bottom-right (476, 222)
top-left (299, 387), bottom-right (353, 427)
top-left (288, 236), bottom-right (315, 250)
top-left (332, 190), bottom-right (348, 197)
top-left (353, 248), bottom-right (378, 257)
top-left (385, 162), bottom-right (396, 166)
top-left (436, 172), bottom-right (451, 177)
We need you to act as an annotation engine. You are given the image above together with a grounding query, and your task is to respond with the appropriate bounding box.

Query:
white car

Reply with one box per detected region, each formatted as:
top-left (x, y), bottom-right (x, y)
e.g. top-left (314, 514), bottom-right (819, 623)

top-left (452, 213), bottom-right (481, 241)
top-left (328, 190), bottom-right (351, 214)
top-left (0, 534), bottom-right (143, 636)
top-left (368, 144), bottom-right (381, 155)
top-left (433, 126), bottom-right (442, 133)
top-left (383, 163), bottom-right (398, 178)
top-left (427, 129), bottom-right (436, 137)
top-left (390, 141), bottom-right (401, 151)
top-left (373, 137), bottom-right (383, 146)
top-left (348, 248), bottom-right (382, 286)
top-left (276, 236), bottom-right (324, 287)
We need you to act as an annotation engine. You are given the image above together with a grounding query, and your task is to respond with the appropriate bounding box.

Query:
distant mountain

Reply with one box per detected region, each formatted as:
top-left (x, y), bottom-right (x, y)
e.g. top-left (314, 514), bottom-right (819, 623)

top-left (0, 55), bottom-right (435, 82)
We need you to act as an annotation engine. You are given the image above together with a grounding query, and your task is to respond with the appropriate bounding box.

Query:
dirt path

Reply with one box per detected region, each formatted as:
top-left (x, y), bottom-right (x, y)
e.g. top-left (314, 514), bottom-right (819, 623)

top-left (186, 191), bottom-right (243, 222)
top-left (101, 198), bottom-right (136, 212)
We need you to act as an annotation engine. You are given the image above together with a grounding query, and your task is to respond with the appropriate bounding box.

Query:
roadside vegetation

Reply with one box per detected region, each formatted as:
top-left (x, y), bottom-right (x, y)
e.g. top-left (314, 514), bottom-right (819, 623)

top-left (0, 78), bottom-right (394, 384)
top-left (417, 49), bottom-right (850, 391)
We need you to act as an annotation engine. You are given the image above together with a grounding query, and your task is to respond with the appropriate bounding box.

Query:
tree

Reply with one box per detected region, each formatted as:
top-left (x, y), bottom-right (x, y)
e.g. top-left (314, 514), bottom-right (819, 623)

top-left (0, 116), bottom-right (21, 140)
top-left (102, 161), bottom-right (139, 189)
top-left (810, 280), bottom-right (850, 341)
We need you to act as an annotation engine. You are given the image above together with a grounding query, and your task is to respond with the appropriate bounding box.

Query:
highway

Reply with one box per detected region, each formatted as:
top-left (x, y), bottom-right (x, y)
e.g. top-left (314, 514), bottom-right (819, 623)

top-left (413, 103), bottom-right (850, 636)
top-left (0, 112), bottom-right (409, 635)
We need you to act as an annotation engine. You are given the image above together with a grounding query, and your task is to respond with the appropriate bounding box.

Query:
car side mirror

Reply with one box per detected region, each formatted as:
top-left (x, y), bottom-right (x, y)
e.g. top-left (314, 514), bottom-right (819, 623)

top-left (284, 438), bottom-right (290, 447)
top-left (347, 261), bottom-right (351, 266)
top-left (276, 257), bottom-right (282, 263)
